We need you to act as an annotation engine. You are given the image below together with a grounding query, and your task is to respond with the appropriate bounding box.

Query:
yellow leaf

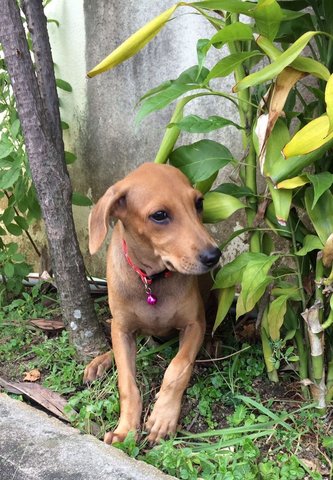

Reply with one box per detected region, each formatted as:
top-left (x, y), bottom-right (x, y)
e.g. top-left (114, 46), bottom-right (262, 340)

top-left (277, 175), bottom-right (309, 189)
top-left (87, 5), bottom-right (179, 77)
top-left (325, 74), bottom-right (333, 134)
top-left (282, 115), bottom-right (333, 158)
top-left (256, 67), bottom-right (305, 173)
top-left (269, 67), bottom-right (306, 118)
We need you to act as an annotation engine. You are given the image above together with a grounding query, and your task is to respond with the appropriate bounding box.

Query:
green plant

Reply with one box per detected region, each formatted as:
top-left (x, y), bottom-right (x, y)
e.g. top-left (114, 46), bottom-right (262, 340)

top-left (2, 290), bottom-right (330, 478)
top-left (0, 5), bottom-right (91, 305)
top-left (87, 0), bottom-right (333, 408)
top-left (0, 284), bottom-right (59, 362)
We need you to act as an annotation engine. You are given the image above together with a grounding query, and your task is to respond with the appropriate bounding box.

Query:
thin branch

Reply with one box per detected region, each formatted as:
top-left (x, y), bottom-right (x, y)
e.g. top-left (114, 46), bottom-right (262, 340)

top-left (21, 0), bottom-right (63, 149)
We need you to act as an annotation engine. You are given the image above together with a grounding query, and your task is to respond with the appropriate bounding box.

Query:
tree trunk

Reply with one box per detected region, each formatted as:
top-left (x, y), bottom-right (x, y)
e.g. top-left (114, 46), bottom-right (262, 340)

top-left (0, 0), bottom-right (108, 359)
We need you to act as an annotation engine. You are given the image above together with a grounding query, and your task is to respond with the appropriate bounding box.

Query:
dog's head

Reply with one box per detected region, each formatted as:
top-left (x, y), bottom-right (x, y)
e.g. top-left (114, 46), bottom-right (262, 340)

top-left (89, 163), bottom-right (221, 275)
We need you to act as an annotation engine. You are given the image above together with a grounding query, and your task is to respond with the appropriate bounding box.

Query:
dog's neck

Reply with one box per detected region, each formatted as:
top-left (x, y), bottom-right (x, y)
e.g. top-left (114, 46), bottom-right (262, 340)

top-left (119, 223), bottom-right (166, 277)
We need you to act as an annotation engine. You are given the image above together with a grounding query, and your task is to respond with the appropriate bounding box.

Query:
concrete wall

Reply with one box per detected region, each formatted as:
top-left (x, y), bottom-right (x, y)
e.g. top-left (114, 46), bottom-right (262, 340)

top-left (43, 1), bottom-right (246, 276)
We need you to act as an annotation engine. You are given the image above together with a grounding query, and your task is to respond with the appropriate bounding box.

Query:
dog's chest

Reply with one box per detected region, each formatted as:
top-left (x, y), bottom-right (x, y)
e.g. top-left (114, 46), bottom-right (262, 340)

top-left (132, 294), bottom-right (185, 335)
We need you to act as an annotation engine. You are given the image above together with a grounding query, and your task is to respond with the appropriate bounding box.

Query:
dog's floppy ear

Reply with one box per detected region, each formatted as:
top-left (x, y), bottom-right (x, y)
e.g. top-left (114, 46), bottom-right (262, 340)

top-left (89, 182), bottom-right (127, 255)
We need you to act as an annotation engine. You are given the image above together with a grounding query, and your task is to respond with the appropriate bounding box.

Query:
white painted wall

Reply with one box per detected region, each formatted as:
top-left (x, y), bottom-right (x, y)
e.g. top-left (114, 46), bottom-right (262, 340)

top-left (44, 1), bottom-right (247, 274)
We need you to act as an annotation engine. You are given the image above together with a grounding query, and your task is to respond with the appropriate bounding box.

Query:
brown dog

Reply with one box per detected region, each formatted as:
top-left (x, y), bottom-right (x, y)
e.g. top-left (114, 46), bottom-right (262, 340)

top-left (84, 163), bottom-right (221, 443)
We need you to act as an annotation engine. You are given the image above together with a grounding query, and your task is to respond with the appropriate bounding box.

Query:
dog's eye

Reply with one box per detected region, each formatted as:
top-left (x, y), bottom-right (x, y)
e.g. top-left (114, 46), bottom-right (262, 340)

top-left (195, 197), bottom-right (204, 213)
top-left (150, 211), bottom-right (169, 223)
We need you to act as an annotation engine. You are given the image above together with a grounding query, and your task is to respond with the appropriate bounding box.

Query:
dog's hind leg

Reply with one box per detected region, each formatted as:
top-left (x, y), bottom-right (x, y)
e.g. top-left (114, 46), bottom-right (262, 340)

top-left (83, 351), bottom-right (113, 382)
top-left (145, 316), bottom-right (205, 443)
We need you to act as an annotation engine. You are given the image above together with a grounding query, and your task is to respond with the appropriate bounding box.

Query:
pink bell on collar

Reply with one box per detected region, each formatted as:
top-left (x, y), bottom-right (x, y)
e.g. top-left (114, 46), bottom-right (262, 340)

top-left (146, 293), bottom-right (158, 305)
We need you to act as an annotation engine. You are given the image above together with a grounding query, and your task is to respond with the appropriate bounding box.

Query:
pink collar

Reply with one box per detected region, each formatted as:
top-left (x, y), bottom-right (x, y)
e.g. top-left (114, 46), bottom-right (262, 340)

top-left (122, 239), bottom-right (172, 305)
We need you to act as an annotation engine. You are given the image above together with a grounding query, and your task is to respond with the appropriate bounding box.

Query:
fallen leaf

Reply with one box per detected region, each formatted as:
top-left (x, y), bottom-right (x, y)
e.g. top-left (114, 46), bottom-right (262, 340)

top-left (23, 369), bottom-right (41, 382)
top-left (0, 377), bottom-right (101, 436)
top-left (0, 378), bottom-right (72, 421)
top-left (29, 317), bottom-right (65, 331)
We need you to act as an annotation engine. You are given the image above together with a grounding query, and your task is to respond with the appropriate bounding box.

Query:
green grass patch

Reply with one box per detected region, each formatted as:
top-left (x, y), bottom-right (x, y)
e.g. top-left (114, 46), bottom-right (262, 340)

top-left (0, 290), bottom-right (331, 479)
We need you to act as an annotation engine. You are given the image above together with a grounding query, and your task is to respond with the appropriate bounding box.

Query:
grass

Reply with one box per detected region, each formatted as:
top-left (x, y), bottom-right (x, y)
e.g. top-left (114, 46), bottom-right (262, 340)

top-left (0, 286), bottom-right (332, 479)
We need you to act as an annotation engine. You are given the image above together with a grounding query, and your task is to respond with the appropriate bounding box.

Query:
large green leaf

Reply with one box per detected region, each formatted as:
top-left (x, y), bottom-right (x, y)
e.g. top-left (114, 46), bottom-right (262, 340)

top-left (296, 235), bottom-right (324, 256)
top-left (268, 181), bottom-right (292, 226)
top-left (253, 0), bottom-right (283, 41)
top-left (195, 172), bottom-right (218, 194)
top-left (267, 294), bottom-right (288, 341)
top-left (210, 22), bottom-right (253, 46)
top-left (256, 35), bottom-right (330, 81)
top-left (136, 66), bottom-right (210, 123)
top-left (170, 114), bottom-right (242, 133)
top-left (191, 0), bottom-right (304, 20)
top-left (139, 80), bottom-right (172, 103)
top-left (214, 183), bottom-right (254, 198)
top-left (253, 118), bottom-right (290, 178)
top-left (234, 31), bottom-right (325, 91)
top-left (236, 255), bottom-right (279, 318)
top-left (307, 172), bottom-right (333, 208)
top-left (213, 286), bottom-right (235, 333)
top-left (137, 84), bottom-right (199, 124)
top-left (169, 139), bottom-right (234, 183)
top-left (191, 0), bottom-right (259, 14)
top-left (269, 138), bottom-right (333, 185)
top-left (305, 188), bottom-right (333, 244)
top-left (203, 192), bottom-right (245, 223)
top-left (213, 252), bottom-right (268, 288)
top-left (206, 51), bottom-right (262, 82)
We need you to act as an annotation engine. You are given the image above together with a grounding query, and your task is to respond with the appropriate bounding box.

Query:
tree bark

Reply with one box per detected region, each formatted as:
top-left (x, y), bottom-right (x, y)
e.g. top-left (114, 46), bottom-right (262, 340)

top-left (0, 0), bottom-right (108, 359)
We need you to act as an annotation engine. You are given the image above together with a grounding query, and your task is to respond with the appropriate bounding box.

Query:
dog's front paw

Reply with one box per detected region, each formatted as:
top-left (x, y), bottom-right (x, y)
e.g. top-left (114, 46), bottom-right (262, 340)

top-left (104, 427), bottom-right (138, 445)
top-left (145, 401), bottom-right (180, 443)
top-left (83, 351), bottom-right (113, 383)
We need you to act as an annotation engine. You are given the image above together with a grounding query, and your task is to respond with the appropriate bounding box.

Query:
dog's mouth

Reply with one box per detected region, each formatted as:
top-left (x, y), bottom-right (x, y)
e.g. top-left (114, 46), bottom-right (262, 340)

top-left (162, 255), bottom-right (220, 276)
top-left (163, 259), bottom-right (175, 271)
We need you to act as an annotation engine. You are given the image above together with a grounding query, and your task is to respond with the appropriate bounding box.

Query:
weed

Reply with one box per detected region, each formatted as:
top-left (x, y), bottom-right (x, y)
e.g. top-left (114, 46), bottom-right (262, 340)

top-left (65, 373), bottom-right (120, 437)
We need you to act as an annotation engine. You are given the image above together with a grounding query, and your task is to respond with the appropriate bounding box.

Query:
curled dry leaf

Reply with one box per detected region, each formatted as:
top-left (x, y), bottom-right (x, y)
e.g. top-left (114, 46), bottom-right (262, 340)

top-left (256, 67), bottom-right (305, 174)
top-left (23, 369), bottom-right (41, 382)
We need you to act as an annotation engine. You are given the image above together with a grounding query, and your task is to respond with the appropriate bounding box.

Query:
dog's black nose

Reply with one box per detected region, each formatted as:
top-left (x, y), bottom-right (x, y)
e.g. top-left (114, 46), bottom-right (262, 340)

top-left (199, 247), bottom-right (221, 268)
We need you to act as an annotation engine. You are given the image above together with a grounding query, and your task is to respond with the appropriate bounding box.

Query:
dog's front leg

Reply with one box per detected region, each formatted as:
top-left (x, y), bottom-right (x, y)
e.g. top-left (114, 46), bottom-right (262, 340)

top-left (104, 321), bottom-right (142, 444)
top-left (146, 318), bottom-right (205, 443)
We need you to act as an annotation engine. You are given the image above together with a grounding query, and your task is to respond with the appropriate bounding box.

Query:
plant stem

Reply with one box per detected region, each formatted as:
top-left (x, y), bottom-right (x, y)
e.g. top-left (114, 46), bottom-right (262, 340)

top-left (294, 329), bottom-right (310, 399)
top-left (289, 219), bottom-right (310, 397)
top-left (226, 14), bottom-right (259, 253)
top-left (326, 359), bottom-right (333, 403)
